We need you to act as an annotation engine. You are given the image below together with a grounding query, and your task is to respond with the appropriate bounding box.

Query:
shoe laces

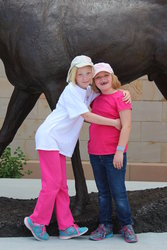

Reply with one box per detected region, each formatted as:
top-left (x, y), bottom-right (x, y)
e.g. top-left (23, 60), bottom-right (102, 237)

top-left (100, 224), bottom-right (106, 237)
top-left (73, 224), bottom-right (79, 235)
top-left (41, 225), bottom-right (46, 235)
top-left (33, 223), bottom-right (46, 235)
top-left (92, 224), bottom-right (106, 237)
top-left (122, 225), bottom-right (134, 236)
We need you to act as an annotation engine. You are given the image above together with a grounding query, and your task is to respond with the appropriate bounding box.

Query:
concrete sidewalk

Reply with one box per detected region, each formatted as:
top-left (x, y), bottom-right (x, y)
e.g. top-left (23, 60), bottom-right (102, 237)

top-left (1, 179), bottom-right (167, 198)
top-left (0, 179), bottom-right (167, 250)
top-left (1, 233), bottom-right (167, 250)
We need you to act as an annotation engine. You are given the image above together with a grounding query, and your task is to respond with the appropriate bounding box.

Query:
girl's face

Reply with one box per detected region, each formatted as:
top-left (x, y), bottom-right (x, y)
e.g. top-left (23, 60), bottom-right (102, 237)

top-left (75, 66), bottom-right (93, 89)
top-left (94, 71), bottom-right (113, 93)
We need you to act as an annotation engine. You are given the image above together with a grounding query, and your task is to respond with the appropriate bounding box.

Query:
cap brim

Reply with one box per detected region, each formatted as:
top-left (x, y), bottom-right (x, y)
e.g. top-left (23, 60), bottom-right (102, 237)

top-left (76, 62), bottom-right (94, 68)
top-left (93, 69), bottom-right (113, 78)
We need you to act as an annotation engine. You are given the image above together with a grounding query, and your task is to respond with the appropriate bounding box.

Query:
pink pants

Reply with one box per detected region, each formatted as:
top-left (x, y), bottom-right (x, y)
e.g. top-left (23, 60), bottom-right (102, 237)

top-left (30, 150), bottom-right (74, 230)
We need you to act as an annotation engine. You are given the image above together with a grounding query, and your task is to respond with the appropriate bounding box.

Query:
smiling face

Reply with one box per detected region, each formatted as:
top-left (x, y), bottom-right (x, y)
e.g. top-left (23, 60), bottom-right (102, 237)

top-left (94, 71), bottom-right (113, 94)
top-left (75, 66), bottom-right (93, 89)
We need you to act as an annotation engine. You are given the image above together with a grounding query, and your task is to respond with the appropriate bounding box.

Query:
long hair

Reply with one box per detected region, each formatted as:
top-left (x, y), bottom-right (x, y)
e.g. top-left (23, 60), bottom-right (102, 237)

top-left (68, 67), bottom-right (78, 85)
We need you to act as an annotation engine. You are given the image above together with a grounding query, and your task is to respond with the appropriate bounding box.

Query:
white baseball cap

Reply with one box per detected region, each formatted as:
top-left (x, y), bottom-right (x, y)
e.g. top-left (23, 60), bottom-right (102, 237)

top-left (66, 55), bottom-right (94, 82)
top-left (93, 63), bottom-right (114, 78)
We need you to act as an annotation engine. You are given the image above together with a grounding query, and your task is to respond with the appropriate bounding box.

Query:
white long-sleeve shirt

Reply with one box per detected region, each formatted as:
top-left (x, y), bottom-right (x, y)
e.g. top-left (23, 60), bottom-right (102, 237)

top-left (35, 82), bottom-right (98, 157)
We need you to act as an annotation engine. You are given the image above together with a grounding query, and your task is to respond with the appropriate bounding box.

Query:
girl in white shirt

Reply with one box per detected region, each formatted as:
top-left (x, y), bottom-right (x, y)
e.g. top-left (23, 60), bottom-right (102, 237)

top-left (24, 55), bottom-right (130, 241)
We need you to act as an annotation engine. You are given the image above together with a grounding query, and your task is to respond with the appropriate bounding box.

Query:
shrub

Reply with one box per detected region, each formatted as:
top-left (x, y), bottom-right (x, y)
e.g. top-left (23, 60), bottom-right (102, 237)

top-left (0, 146), bottom-right (32, 178)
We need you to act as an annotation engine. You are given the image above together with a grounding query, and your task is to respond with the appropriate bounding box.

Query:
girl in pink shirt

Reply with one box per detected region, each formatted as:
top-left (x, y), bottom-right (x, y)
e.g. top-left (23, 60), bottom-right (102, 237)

top-left (88, 63), bottom-right (138, 243)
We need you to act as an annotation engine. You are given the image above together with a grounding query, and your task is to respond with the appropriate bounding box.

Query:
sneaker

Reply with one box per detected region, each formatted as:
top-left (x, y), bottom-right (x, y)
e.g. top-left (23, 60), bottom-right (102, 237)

top-left (24, 217), bottom-right (49, 241)
top-left (59, 224), bottom-right (88, 239)
top-left (120, 224), bottom-right (138, 243)
top-left (89, 224), bottom-right (113, 241)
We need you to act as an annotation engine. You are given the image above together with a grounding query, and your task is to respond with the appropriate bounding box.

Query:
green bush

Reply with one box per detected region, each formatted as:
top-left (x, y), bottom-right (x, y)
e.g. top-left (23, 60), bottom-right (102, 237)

top-left (0, 146), bottom-right (32, 178)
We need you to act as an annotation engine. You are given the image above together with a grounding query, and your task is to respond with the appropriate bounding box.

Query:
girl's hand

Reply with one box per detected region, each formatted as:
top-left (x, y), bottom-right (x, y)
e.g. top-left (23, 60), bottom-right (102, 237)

top-left (114, 119), bottom-right (121, 130)
top-left (122, 90), bottom-right (131, 103)
top-left (113, 151), bottom-right (123, 169)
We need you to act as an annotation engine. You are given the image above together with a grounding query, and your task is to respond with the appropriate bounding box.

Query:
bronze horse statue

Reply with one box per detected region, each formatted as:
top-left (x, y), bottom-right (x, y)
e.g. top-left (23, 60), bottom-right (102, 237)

top-left (0, 0), bottom-right (167, 214)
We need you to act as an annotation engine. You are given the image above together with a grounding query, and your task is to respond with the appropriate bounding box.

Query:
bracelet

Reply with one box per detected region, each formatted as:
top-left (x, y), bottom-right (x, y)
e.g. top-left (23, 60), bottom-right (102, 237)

top-left (116, 145), bottom-right (125, 152)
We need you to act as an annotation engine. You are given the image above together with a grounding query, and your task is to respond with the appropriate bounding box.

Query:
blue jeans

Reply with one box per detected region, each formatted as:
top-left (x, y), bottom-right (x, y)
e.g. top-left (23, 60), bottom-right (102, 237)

top-left (89, 153), bottom-right (133, 227)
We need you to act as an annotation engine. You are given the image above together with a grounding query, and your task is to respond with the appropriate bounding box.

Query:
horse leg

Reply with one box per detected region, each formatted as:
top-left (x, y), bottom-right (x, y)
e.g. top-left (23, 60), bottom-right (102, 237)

top-left (0, 87), bottom-right (41, 156)
top-left (71, 140), bottom-right (89, 216)
top-left (44, 82), bottom-right (89, 216)
top-left (152, 72), bottom-right (167, 100)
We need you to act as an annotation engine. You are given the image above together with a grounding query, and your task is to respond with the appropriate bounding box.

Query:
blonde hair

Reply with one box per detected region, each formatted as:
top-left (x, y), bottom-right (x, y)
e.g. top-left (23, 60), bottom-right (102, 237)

top-left (68, 67), bottom-right (78, 85)
top-left (68, 66), bottom-right (94, 85)
top-left (92, 73), bottom-right (121, 93)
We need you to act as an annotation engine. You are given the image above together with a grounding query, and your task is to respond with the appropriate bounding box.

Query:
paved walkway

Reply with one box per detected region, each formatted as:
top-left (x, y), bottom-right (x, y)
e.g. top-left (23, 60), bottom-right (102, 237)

top-left (0, 179), bottom-right (167, 250)
top-left (1, 233), bottom-right (167, 250)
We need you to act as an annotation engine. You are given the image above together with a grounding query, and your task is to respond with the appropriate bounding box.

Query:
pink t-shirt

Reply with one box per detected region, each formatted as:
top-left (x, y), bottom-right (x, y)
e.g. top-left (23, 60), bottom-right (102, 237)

top-left (88, 90), bottom-right (132, 155)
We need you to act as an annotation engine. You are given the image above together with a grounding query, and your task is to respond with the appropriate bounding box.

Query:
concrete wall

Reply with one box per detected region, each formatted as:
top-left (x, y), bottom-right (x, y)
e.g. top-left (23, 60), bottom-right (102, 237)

top-left (1, 59), bottom-right (167, 180)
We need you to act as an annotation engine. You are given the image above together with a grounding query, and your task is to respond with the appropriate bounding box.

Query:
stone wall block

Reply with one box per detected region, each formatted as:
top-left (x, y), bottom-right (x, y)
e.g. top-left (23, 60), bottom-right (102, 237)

top-left (162, 102), bottom-right (167, 122)
top-left (132, 101), bottom-right (162, 121)
top-left (0, 78), bottom-right (14, 97)
top-left (127, 142), bottom-right (161, 162)
top-left (141, 122), bottom-right (167, 142)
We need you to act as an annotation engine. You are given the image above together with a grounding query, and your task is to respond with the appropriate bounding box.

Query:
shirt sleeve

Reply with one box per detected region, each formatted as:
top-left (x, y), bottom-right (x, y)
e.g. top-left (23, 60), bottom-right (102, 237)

top-left (116, 91), bottom-right (132, 112)
top-left (63, 86), bottom-right (89, 119)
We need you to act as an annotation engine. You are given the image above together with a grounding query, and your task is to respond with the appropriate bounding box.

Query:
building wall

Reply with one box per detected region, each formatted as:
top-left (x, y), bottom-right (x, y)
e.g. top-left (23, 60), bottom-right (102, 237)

top-left (1, 59), bottom-right (167, 181)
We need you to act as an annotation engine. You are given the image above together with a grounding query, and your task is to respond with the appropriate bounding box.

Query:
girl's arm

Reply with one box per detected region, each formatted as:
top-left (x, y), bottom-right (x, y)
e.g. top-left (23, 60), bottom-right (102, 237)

top-left (113, 109), bottom-right (131, 169)
top-left (81, 112), bottom-right (121, 130)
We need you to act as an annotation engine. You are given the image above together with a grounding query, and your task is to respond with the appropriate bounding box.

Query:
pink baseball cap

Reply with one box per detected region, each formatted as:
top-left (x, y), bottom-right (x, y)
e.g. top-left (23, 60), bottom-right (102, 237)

top-left (93, 63), bottom-right (114, 78)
